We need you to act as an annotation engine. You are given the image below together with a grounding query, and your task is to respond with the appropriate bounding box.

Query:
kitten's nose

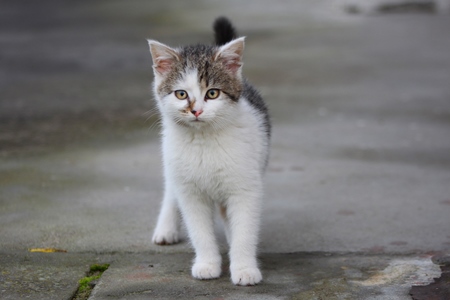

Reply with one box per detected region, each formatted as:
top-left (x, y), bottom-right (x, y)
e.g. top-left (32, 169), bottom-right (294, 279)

top-left (191, 109), bottom-right (203, 118)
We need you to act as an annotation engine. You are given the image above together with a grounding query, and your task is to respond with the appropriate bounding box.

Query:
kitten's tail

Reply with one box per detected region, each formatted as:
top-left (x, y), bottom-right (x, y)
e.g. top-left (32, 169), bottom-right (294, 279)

top-left (213, 17), bottom-right (237, 46)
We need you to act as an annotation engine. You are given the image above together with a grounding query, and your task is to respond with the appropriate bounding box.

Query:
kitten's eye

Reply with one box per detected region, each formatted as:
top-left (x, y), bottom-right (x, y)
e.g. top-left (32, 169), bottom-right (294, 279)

top-left (205, 89), bottom-right (220, 100)
top-left (174, 90), bottom-right (188, 100)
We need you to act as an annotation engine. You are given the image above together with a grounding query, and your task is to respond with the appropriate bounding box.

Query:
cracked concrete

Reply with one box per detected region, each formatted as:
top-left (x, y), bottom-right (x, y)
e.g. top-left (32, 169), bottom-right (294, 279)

top-left (86, 253), bottom-right (441, 300)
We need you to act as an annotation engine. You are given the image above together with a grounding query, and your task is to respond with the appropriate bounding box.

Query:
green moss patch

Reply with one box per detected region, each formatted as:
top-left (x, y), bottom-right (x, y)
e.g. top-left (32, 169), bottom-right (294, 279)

top-left (72, 264), bottom-right (110, 300)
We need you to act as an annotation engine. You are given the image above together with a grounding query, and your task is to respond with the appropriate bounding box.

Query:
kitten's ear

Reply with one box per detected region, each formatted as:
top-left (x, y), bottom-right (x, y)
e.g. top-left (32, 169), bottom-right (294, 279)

top-left (214, 37), bottom-right (245, 74)
top-left (147, 40), bottom-right (180, 76)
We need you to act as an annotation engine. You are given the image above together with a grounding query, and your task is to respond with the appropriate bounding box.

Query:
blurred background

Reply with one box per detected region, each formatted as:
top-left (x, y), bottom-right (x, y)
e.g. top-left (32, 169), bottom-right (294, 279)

top-left (1, 0), bottom-right (450, 254)
top-left (1, 0), bottom-right (449, 156)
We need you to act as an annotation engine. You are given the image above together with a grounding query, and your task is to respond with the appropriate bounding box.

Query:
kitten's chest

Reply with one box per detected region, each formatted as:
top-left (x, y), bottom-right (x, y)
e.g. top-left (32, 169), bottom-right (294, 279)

top-left (164, 128), bottom-right (253, 191)
top-left (172, 132), bottom-right (235, 174)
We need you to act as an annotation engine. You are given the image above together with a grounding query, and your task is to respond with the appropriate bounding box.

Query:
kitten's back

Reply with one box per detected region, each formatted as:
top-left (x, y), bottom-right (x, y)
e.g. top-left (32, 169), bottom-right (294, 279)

top-left (242, 79), bottom-right (271, 140)
top-left (213, 17), bottom-right (271, 140)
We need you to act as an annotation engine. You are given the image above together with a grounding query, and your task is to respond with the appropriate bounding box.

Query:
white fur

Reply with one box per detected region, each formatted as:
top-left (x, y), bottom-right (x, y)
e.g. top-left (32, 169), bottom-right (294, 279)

top-left (151, 65), bottom-right (268, 285)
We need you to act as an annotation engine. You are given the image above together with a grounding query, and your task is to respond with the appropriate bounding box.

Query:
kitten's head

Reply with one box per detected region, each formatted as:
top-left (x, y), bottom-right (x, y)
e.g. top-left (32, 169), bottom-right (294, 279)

top-left (147, 37), bottom-right (245, 130)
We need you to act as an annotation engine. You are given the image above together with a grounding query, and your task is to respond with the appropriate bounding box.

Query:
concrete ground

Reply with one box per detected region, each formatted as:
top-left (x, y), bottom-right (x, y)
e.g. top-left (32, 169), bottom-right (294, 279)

top-left (1, 0), bottom-right (449, 299)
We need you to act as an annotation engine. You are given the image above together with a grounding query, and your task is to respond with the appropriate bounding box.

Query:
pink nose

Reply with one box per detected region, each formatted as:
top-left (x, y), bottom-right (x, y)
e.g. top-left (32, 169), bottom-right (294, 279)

top-left (191, 109), bottom-right (203, 118)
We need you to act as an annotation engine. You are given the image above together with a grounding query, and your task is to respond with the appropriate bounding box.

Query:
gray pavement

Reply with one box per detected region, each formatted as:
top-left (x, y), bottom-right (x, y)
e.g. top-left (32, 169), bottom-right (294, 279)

top-left (1, 0), bottom-right (450, 299)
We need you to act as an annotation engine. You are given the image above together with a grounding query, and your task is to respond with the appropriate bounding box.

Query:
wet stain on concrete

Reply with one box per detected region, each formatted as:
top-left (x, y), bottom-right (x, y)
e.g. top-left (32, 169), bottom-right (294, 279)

top-left (0, 107), bottom-right (156, 158)
top-left (343, 2), bottom-right (438, 15)
top-left (356, 261), bottom-right (416, 286)
top-left (440, 199), bottom-right (450, 205)
top-left (377, 2), bottom-right (436, 14)
top-left (363, 246), bottom-right (386, 254)
top-left (334, 147), bottom-right (450, 170)
top-left (267, 166), bottom-right (305, 173)
top-left (126, 272), bottom-right (154, 280)
top-left (353, 257), bottom-right (441, 296)
top-left (290, 166), bottom-right (304, 172)
top-left (337, 209), bottom-right (356, 216)
top-left (1, 167), bottom-right (46, 185)
top-left (291, 278), bottom-right (350, 300)
top-left (0, 167), bottom-right (93, 191)
top-left (390, 241), bottom-right (408, 246)
top-left (410, 264), bottom-right (450, 300)
top-left (268, 166), bottom-right (284, 173)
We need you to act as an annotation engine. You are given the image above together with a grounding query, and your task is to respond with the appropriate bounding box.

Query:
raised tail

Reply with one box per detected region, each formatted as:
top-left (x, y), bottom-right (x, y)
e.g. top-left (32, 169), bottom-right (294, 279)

top-left (213, 17), bottom-right (237, 46)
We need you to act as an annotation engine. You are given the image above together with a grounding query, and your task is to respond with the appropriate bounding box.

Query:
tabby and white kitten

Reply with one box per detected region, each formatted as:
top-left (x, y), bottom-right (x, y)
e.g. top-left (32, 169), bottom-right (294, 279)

top-left (147, 17), bottom-right (270, 286)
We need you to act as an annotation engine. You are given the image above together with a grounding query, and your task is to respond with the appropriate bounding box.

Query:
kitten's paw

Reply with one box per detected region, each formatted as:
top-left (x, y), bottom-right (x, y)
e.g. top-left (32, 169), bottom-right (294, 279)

top-left (192, 262), bottom-right (221, 280)
top-left (231, 267), bottom-right (262, 286)
top-left (152, 228), bottom-right (179, 245)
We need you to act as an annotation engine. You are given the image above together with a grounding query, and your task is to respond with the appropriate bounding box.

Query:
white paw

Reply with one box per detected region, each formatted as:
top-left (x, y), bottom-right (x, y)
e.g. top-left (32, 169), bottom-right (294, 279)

top-left (192, 262), bottom-right (221, 280)
top-left (231, 267), bottom-right (262, 286)
top-left (152, 227), bottom-right (179, 245)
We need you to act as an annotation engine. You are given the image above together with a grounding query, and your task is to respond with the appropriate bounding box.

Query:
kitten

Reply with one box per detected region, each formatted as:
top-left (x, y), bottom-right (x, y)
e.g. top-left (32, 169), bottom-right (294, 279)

top-left (147, 17), bottom-right (270, 286)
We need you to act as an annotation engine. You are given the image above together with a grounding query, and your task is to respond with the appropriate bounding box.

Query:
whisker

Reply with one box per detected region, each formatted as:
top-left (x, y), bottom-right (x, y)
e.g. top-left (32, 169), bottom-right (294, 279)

top-left (143, 107), bottom-right (159, 121)
top-left (147, 118), bottom-right (162, 133)
top-left (143, 107), bottom-right (162, 133)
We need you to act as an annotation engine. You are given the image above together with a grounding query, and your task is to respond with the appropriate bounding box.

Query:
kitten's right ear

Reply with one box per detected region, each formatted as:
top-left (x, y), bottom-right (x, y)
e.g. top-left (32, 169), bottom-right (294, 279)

top-left (214, 37), bottom-right (245, 75)
top-left (147, 40), bottom-right (180, 76)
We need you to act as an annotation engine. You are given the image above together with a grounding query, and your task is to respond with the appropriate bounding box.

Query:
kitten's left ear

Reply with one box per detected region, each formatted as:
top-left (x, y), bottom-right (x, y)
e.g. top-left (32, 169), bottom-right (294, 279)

top-left (214, 37), bottom-right (245, 74)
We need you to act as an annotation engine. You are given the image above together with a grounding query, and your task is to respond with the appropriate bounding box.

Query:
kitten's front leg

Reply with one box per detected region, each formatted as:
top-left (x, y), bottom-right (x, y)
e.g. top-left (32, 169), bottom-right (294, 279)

top-left (152, 187), bottom-right (180, 245)
top-left (178, 192), bottom-right (222, 280)
top-left (227, 191), bottom-right (263, 286)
